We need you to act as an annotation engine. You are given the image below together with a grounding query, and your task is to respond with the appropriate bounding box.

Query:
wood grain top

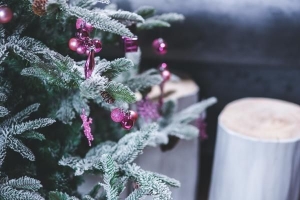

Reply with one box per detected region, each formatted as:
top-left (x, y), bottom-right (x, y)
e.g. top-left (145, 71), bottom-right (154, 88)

top-left (219, 98), bottom-right (300, 140)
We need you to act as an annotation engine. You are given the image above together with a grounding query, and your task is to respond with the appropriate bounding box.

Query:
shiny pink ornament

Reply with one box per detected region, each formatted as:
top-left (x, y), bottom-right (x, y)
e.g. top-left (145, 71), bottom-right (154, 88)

top-left (122, 36), bottom-right (138, 52)
top-left (76, 45), bottom-right (86, 55)
top-left (76, 28), bottom-right (89, 40)
top-left (158, 63), bottom-right (168, 72)
top-left (84, 49), bottom-right (95, 79)
top-left (129, 110), bottom-right (138, 121)
top-left (68, 38), bottom-right (81, 51)
top-left (111, 108), bottom-right (125, 122)
top-left (161, 70), bottom-right (171, 81)
top-left (76, 18), bottom-right (93, 32)
top-left (93, 39), bottom-right (102, 53)
top-left (152, 38), bottom-right (167, 55)
top-left (0, 6), bottom-right (13, 24)
top-left (121, 116), bottom-right (134, 130)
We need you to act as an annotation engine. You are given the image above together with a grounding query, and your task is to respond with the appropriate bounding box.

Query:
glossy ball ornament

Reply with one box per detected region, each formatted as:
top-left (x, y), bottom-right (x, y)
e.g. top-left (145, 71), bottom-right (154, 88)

top-left (68, 38), bottom-right (81, 51)
top-left (152, 38), bottom-right (167, 55)
top-left (76, 18), bottom-right (93, 32)
top-left (161, 70), bottom-right (171, 81)
top-left (76, 29), bottom-right (89, 40)
top-left (0, 6), bottom-right (13, 24)
top-left (129, 110), bottom-right (138, 121)
top-left (76, 45), bottom-right (87, 55)
top-left (158, 63), bottom-right (168, 72)
top-left (121, 116), bottom-right (134, 130)
top-left (93, 39), bottom-right (102, 53)
top-left (111, 108), bottom-right (125, 123)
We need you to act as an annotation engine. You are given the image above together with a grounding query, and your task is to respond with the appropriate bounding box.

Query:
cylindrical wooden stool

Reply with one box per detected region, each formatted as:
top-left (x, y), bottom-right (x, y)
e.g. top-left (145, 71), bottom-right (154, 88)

top-left (209, 98), bottom-right (300, 200)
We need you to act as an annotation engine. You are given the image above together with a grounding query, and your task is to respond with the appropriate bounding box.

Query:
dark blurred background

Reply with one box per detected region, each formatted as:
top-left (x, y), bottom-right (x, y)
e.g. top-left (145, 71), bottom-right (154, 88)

top-left (111, 0), bottom-right (300, 199)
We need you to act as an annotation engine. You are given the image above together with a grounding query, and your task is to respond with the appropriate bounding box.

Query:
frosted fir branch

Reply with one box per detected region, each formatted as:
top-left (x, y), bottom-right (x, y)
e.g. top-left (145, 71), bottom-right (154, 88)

top-left (80, 76), bottom-right (108, 99)
top-left (0, 93), bottom-right (7, 102)
top-left (125, 189), bottom-right (144, 200)
top-left (86, 141), bottom-right (117, 158)
top-left (1, 103), bottom-right (40, 126)
top-left (173, 97), bottom-right (217, 124)
top-left (0, 106), bottom-right (9, 117)
top-left (0, 185), bottom-right (44, 200)
top-left (6, 137), bottom-right (35, 161)
top-left (96, 58), bottom-right (134, 80)
top-left (137, 19), bottom-right (170, 30)
top-left (0, 47), bottom-right (8, 65)
top-left (6, 176), bottom-right (42, 191)
top-left (10, 118), bottom-right (56, 135)
top-left (67, 6), bottom-right (133, 37)
top-left (101, 9), bottom-right (144, 23)
top-left (99, 154), bottom-right (119, 200)
top-left (56, 99), bottom-right (76, 125)
top-left (0, 137), bottom-right (6, 166)
top-left (48, 191), bottom-right (79, 200)
top-left (72, 92), bottom-right (90, 116)
top-left (106, 81), bottom-right (136, 103)
top-left (134, 6), bottom-right (155, 19)
top-left (0, 25), bottom-right (4, 44)
top-left (150, 13), bottom-right (185, 23)
top-left (20, 131), bottom-right (46, 141)
top-left (113, 123), bottom-right (158, 164)
top-left (160, 100), bottom-right (177, 123)
top-left (72, 0), bottom-right (110, 9)
top-left (83, 195), bottom-right (95, 200)
top-left (162, 124), bottom-right (199, 140)
top-left (152, 172), bottom-right (180, 188)
top-left (125, 69), bottom-right (163, 92)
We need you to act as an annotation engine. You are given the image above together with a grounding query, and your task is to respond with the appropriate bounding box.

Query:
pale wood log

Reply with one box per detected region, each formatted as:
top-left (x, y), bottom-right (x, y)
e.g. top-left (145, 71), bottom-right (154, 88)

top-left (209, 98), bottom-right (300, 200)
top-left (134, 78), bottom-right (200, 200)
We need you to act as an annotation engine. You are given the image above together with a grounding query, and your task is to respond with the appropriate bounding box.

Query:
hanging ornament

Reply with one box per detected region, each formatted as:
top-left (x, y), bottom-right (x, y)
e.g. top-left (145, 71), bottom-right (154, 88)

top-left (69, 19), bottom-right (103, 79)
top-left (158, 63), bottom-right (171, 108)
top-left (0, 6), bottom-right (13, 24)
top-left (80, 109), bottom-right (94, 146)
top-left (137, 98), bottom-right (160, 122)
top-left (111, 108), bottom-right (125, 122)
top-left (152, 38), bottom-right (167, 55)
top-left (122, 36), bottom-right (138, 52)
top-left (32, 0), bottom-right (47, 16)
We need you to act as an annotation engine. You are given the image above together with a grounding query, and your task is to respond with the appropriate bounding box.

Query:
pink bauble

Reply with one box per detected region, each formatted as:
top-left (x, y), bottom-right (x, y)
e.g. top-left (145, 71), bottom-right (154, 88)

top-left (0, 6), bottom-right (13, 24)
top-left (76, 28), bottom-right (89, 40)
top-left (129, 110), bottom-right (138, 121)
top-left (121, 117), bottom-right (134, 130)
top-left (68, 38), bottom-right (81, 51)
top-left (111, 108), bottom-right (124, 122)
top-left (161, 70), bottom-right (171, 81)
top-left (152, 38), bottom-right (167, 55)
top-left (76, 45), bottom-right (86, 55)
top-left (158, 63), bottom-right (168, 72)
top-left (76, 18), bottom-right (93, 32)
top-left (93, 39), bottom-right (102, 53)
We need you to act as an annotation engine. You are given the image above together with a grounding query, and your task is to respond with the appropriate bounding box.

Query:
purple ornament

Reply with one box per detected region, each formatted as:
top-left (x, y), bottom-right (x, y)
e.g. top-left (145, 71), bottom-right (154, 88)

top-left (84, 49), bottom-right (95, 79)
top-left (111, 108), bottom-right (125, 122)
top-left (76, 18), bottom-right (93, 32)
top-left (0, 6), bottom-right (13, 24)
top-left (121, 116), bottom-right (134, 130)
top-left (76, 28), bottom-right (89, 40)
top-left (122, 36), bottom-right (138, 52)
top-left (158, 63), bottom-right (168, 72)
top-left (80, 109), bottom-right (94, 146)
top-left (152, 38), bottom-right (167, 55)
top-left (161, 70), bottom-right (171, 81)
top-left (76, 45), bottom-right (86, 55)
top-left (69, 38), bottom-right (81, 51)
top-left (93, 39), bottom-right (102, 53)
top-left (137, 98), bottom-right (160, 122)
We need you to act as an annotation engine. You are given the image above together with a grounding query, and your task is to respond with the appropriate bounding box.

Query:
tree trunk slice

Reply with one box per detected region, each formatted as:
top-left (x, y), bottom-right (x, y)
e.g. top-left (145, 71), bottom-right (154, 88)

top-left (209, 97), bottom-right (300, 200)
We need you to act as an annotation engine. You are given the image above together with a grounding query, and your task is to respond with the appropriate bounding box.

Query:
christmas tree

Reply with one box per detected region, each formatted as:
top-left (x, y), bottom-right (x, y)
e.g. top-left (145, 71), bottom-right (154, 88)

top-left (0, 0), bottom-right (216, 199)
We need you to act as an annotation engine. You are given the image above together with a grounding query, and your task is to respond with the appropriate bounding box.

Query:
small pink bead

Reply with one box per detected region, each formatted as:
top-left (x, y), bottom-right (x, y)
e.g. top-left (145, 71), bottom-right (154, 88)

top-left (121, 116), bottom-right (134, 130)
top-left (76, 29), bottom-right (89, 40)
top-left (68, 38), bottom-right (81, 51)
top-left (129, 110), bottom-right (138, 121)
top-left (161, 70), bottom-right (171, 81)
top-left (93, 39), bottom-right (102, 53)
top-left (111, 108), bottom-right (124, 122)
top-left (85, 22), bottom-right (93, 32)
top-left (158, 63), bottom-right (168, 72)
top-left (76, 18), bottom-right (93, 32)
top-left (76, 45), bottom-right (86, 55)
top-left (152, 38), bottom-right (167, 55)
top-left (0, 6), bottom-right (13, 24)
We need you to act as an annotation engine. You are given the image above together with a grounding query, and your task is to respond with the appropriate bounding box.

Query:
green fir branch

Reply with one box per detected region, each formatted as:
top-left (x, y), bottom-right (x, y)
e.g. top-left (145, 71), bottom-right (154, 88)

top-left (134, 6), bottom-right (156, 19)
top-left (106, 81), bottom-right (136, 103)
